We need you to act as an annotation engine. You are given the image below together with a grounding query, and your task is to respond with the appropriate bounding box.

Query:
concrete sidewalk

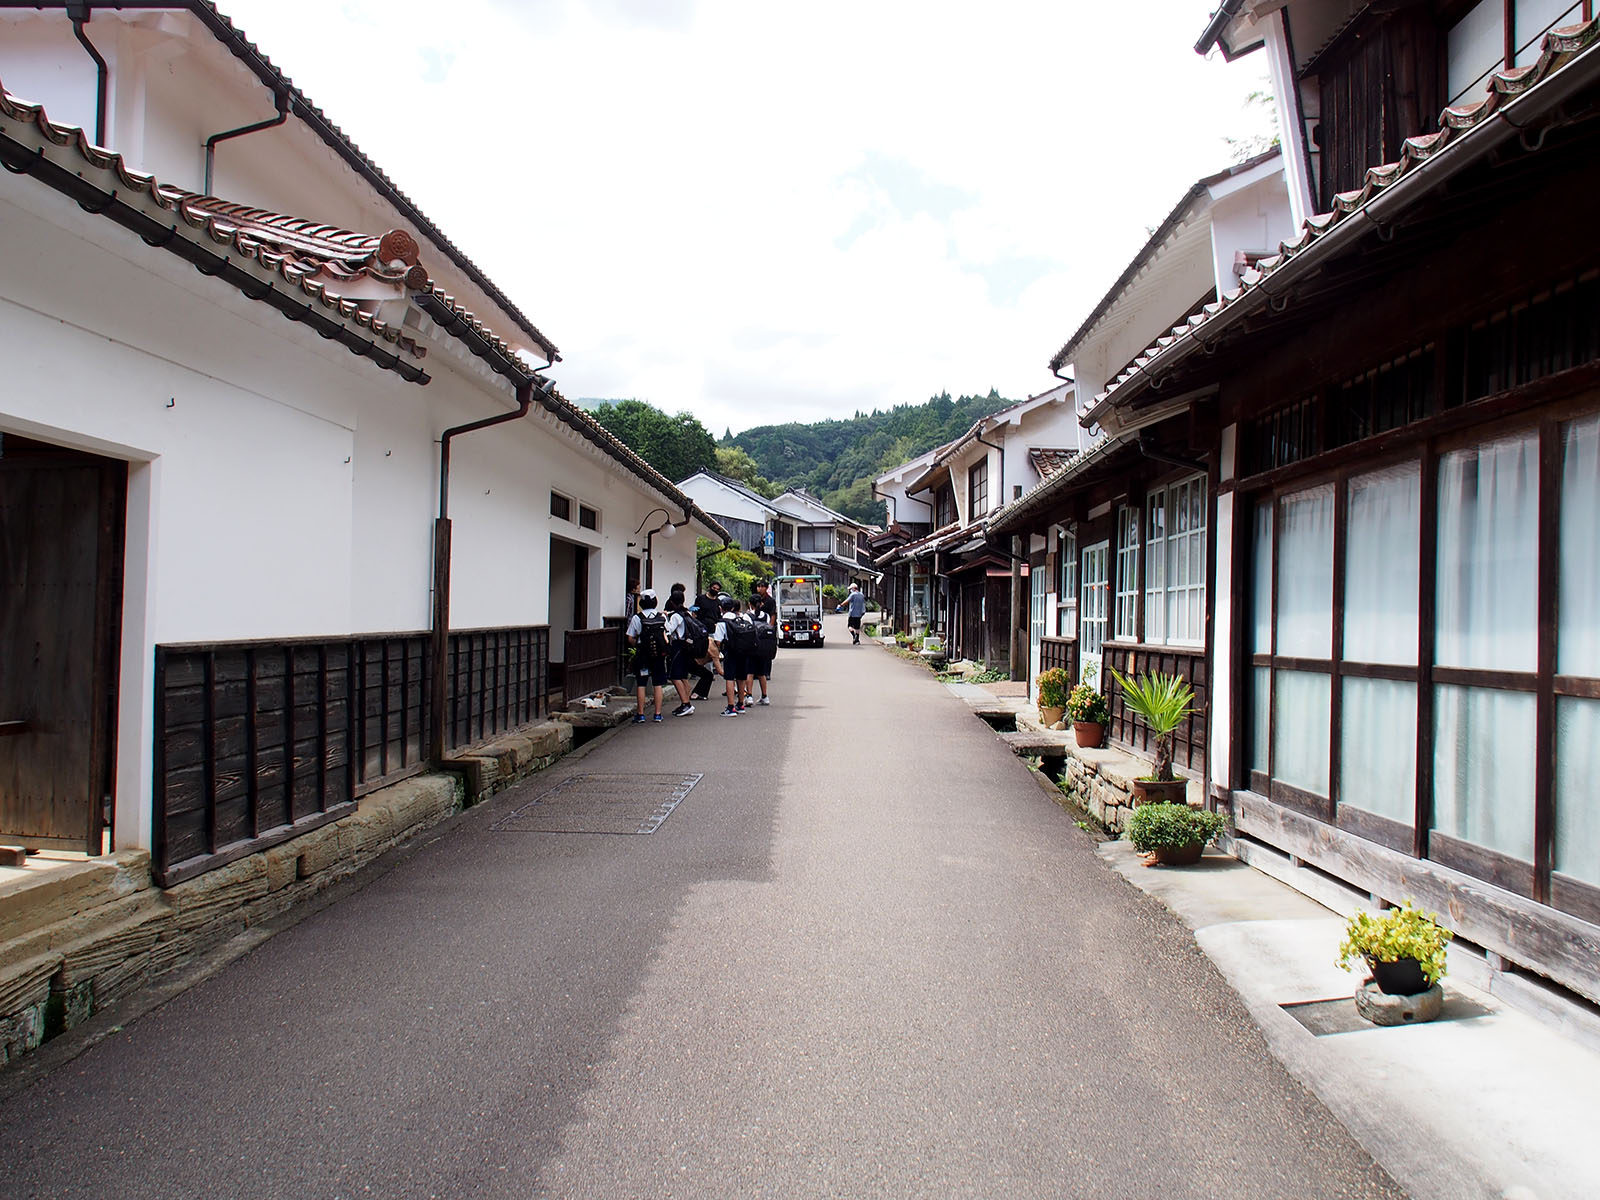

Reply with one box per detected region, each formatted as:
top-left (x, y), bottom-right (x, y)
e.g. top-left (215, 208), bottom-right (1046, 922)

top-left (1098, 840), bottom-right (1600, 1200)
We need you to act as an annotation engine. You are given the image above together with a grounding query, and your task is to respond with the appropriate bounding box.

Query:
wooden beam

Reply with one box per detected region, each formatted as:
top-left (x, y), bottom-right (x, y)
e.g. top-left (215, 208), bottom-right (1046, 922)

top-left (1233, 790), bottom-right (1600, 1005)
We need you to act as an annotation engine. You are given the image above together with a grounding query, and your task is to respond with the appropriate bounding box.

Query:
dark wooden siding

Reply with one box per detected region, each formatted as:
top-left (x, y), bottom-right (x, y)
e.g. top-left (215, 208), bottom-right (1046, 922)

top-left (1314, 8), bottom-right (1443, 211)
top-left (564, 625), bottom-right (625, 700)
top-left (155, 624), bottom-right (549, 885)
top-left (1102, 643), bottom-right (1208, 775)
top-left (1039, 636), bottom-right (1078, 689)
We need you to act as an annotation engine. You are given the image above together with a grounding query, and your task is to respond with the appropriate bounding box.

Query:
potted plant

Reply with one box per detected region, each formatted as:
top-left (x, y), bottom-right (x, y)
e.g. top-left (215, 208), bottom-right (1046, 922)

top-left (1125, 801), bottom-right (1227, 866)
top-left (1036, 667), bottom-right (1071, 726)
top-left (1066, 681), bottom-right (1108, 747)
top-left (1337, 901), bottom-right (1452, 996)
top-left (1107, 669), bottom-right (1195, 804)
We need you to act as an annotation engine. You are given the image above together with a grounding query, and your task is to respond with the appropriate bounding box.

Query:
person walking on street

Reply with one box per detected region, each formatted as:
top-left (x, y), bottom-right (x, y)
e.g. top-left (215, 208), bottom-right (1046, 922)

top-left (841, 582), bottom-right (868, 644)
top-left (626, 589), bottom-right (670, 722)
top-left (747, 588), bottom-right (777, 706)
top-left (712, 595), bottom-right (753, 716)
top-left (664, 590), bottom-right (706, 717)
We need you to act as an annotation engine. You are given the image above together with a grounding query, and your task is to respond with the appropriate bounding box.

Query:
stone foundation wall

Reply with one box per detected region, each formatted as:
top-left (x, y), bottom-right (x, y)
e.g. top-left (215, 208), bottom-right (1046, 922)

top-left (1, 717), bottom-right (576, 1068)
top-left (1012, 710), bottom-right (1202, 833)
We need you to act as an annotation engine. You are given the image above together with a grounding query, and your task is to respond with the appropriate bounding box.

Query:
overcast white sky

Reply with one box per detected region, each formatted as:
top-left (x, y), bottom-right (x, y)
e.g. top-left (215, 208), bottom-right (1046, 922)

top-left (221, 0), bottom-right (1272, 436)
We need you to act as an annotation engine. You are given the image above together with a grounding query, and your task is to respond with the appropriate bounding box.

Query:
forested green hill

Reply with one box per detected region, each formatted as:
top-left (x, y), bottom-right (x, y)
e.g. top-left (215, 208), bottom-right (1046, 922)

top-left (724, 389), bottom-right (1011, 524)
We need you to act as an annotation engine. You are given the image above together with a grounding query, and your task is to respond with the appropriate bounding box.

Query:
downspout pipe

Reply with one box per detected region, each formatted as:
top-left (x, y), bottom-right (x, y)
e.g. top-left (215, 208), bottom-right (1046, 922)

top-left (67, 3), bottom-right (107, 147)
top-left (429, 374), bottom-right (549, 765)
top-left (204, 87), bottom-right (289, 195)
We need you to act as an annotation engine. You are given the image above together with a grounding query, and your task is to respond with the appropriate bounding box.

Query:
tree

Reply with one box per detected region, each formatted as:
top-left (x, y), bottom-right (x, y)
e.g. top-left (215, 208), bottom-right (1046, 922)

top-left (696, 537), bottom-right (773, 600)
top-left (714, 446), bottom-right (779, 498)
top-left (591, 400), bottom-right (717, 483)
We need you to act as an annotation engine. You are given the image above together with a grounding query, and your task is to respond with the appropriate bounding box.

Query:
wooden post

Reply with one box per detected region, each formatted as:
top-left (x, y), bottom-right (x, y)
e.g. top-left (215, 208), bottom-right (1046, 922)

top-left (429, 516), bottom-right (451, 766)
top-left (1010, 534), bottom-right (1025, 681)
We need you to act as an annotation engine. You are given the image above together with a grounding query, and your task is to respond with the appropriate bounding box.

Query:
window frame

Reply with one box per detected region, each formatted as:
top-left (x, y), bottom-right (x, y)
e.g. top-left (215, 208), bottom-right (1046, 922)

top-left (968, 457), bottom-right (990, 522)
top-left (1239, 399), bottom-right (1600, 916)
top-left (1055, 527), bottom-right (1077, 638)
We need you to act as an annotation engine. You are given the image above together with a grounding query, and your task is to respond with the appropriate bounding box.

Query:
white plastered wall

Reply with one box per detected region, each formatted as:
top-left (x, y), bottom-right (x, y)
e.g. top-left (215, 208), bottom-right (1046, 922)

top-left (0, 166), bottom-right (701, 850)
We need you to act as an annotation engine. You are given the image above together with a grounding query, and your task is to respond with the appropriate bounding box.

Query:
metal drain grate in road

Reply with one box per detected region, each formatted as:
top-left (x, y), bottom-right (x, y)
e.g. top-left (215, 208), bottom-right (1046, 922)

top-left (490, 773), bottom-right (702, 835)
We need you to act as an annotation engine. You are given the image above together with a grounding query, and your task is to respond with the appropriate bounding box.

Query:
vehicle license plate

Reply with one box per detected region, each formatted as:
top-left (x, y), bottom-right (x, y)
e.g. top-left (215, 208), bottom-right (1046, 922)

top-left (795, 632), bottom-right (809, 641)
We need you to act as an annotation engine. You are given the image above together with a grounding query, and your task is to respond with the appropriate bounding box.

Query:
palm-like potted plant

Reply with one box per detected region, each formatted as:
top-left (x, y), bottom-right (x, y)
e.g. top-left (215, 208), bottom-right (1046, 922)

top-left (1066, 681), bottom-right (1108, 747)
top-left (1036, 667), bottom-right (1071, 727)
top-left (1107, 669), bottom-right (1195, 804)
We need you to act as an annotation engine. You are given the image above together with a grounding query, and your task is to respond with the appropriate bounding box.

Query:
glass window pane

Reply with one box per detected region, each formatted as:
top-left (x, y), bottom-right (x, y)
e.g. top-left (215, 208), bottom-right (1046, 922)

top-left (1251, 502), bottom-right (1273, 654)
top-left (1560, 413), bottom-right (1600, 677)
top-left (1251, 666), bottom-right (1271, 777)
top-left (1344, 462), bottom-right (1420, 665)
top-left (1436, 431), bottom-right (1538, 671)
top-left (1556, 696), bottom-right (1600, 886)
top-left (1276, 485), bottom-right (1334, 658)
top-left (1339, 678), bottom-right (1416, 826)
top-left (1515, 0), bottom-right (1582, 67)
top-left (1448, 0), bottom-right (1504, 105)
top-left (1433, 684), bottom-right (1535, 862)
top-left (1273, 670), bottom-right (1330, 796)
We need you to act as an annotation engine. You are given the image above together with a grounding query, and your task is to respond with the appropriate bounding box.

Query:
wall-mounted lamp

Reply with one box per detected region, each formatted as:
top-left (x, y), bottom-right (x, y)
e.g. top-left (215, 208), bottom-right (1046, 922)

top-left (633, 507), bottom-right (677, 587)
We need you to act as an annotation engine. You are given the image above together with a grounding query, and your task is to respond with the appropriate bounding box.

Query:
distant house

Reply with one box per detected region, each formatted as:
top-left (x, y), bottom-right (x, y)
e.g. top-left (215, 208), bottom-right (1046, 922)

top-left (769, 490), bottom-right (878, 590)
top-left (874, 382), bottom-right (1092, 673)
top-left (0, 4), bottom-right (724, 883)
top-left (677, 470), bottom-right (782, 555)
top-left (988, 150), bottom-right (1292, 752)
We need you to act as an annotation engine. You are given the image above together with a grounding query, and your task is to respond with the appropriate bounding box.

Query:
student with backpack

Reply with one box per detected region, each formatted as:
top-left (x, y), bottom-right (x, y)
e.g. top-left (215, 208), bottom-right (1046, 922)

top-left (664, 591), bottom-right (708, 717)
top-left (712, 594), bottom-right (755, 716)
top-left (746, 597), bottom-right (777, 706)
top-left (626, 589), bottom-right (670, 723)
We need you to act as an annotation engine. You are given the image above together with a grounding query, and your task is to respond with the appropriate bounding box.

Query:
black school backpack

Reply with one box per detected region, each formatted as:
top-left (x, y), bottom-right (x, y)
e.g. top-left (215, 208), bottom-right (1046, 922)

top-left (676, 611), bottom-right (709, 658)
top-left (726, 613), bottom-right (759, 657)
top-left (753, 617), bottom-right (778, 658)
top-left (638, 612), bottom-right (669, 658)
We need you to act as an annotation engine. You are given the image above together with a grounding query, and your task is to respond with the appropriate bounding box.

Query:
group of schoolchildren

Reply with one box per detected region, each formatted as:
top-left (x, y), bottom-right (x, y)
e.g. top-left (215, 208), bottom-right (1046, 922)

top-left (623, 578), bottom-right (779, 722)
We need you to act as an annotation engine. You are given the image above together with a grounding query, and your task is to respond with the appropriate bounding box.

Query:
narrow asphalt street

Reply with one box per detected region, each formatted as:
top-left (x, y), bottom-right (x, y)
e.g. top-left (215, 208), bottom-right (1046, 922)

top-left (0, 615), bottom-right (1403, 1199)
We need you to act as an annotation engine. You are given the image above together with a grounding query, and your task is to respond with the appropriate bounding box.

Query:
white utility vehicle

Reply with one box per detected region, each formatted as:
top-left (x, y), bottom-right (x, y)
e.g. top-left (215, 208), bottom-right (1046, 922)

top-left (774, 574), bottom-right (825, 647)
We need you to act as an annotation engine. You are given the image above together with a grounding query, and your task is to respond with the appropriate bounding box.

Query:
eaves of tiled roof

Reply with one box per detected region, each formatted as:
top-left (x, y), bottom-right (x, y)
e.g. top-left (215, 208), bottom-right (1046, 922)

top-left (0, 76), bottom-right (429, 381)
top-left (987, 434), bottom-right (1137, 537)
top-left (3, 1), bottom-right (560, 360)
top-left (1028, 447), bottom-right (1079, 480)
top-left (213, 0), bottom-right (561, 362)
top-left (1047, 147), bottom-right (1281, 374)
top-left (0, 75), bottom-right (730, 541)
top-left (688, 469), bottom-right (781, 514)
top-left (1087, 18), bottom-right (1600, 426)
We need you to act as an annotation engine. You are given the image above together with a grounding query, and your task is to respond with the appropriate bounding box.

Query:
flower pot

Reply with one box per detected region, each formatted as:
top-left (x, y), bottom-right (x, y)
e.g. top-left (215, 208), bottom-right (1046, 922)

top-left (1370, 956), bottom-right (1429, 996)
top-left (1072, 721), bottom-right (1104, 748)
top-left (1152, 841), bottom-right (1204, 867)
top-left (1040, 705), bottom-right (1066, 726)
top-left (1132, 778), bottom-right (1187, 806)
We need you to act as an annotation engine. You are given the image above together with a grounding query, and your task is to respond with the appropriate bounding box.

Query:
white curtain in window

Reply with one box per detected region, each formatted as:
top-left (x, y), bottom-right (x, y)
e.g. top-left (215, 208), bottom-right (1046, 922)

top-left (1516, 0), bottom-right (1583, 66)
top-left (1251, 666), bottom-right (1271, 777)
top-left (1056, 530), bottom-right (1078, 638)
top-left (1115, 506), bottom-right (1140, 641)
top-left (1436, 431), bottom-right (1539, 671)
top-left (1251, 502), bottom-right (1273, 654)
top-left (1344, 462), bottom-right (1420, 665)
top-left (1560, 413), bottom-right (1600, 676)
top-left (1433, 684), bottom-right (1536, 862)
top-left (1340, 678), bottom-right (1416, 826)
top-left (1555, 696), bottom-right (1600, 886)
top-left (1273, 670), bottom-right (1331, 796)
top-left (1276, 485), bottom-right (1335, 659)
top-left (1145, 493), bottom-right (1167, 644)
